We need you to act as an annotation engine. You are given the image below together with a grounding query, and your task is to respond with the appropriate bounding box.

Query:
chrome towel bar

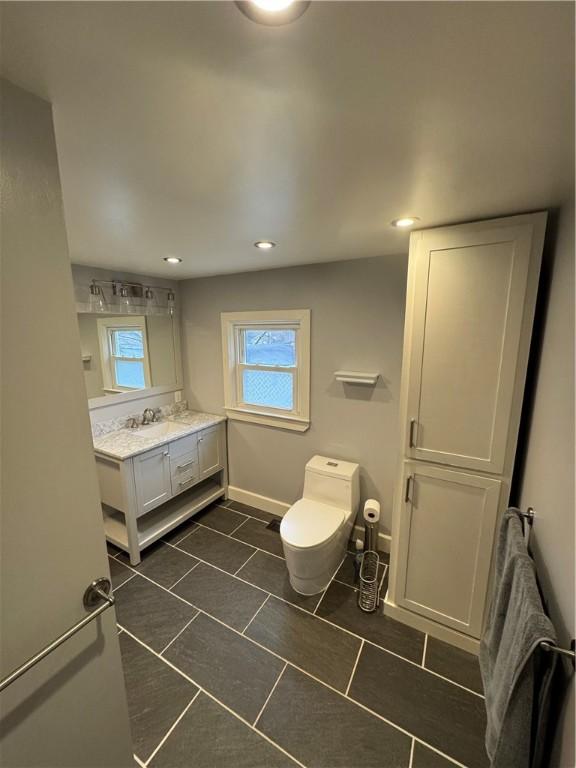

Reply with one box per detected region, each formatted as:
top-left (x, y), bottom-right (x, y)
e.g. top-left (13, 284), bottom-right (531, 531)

top-left (0, 578), bottom-right (114, 694)
top-left (511, 507), bottom-right (575, 668)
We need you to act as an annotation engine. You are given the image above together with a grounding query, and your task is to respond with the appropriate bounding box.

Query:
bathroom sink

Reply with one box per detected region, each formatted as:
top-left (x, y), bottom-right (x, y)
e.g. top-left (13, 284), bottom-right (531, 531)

top-left (131, 422), bottom-right (186, 439)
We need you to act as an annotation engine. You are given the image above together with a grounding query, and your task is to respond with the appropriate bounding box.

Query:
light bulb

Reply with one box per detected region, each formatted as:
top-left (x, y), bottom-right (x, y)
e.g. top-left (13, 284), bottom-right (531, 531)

top-left (89, 283), bottom-right (106, 313)
top-left (118, 285), bottom-right (132, 313)
top-left (254, 240), bottom-right (276, 250)
top-left (167, 290), bottom-right (176, 317)
top-left (391, 217), bottom-right (420, 228)
top-left (145, 287), bottom-right (155, 313)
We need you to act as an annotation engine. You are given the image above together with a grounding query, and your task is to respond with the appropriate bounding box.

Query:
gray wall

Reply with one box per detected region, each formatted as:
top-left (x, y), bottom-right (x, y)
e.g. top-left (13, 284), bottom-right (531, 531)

top-left (180, 254), bottom-right (407, 535)
top-left (516, 198), bottom-right (575, 767)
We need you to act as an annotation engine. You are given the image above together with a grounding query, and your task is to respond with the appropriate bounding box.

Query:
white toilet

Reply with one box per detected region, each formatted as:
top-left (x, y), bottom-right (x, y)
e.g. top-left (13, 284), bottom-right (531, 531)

top-left (280, 455), bottom-right (360, 595)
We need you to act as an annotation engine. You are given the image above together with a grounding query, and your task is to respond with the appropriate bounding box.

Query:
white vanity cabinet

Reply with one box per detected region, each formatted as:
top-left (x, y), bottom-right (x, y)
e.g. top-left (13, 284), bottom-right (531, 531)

top-left (386, 213), bottom-right (546, 652)
top-left (96, 419), bottom-right (227, 564)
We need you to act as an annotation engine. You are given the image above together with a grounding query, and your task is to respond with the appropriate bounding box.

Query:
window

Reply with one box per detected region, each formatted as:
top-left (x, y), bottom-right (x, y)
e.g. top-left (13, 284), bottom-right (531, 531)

top-left (221, 310), bottom-right (310, 431)
top-left (97, 316), bottom-right (152, 392)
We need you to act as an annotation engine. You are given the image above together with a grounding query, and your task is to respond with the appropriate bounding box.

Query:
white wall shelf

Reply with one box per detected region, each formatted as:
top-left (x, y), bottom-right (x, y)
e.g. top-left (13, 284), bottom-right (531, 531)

top-left (334, 371), bottom-right (379, 385)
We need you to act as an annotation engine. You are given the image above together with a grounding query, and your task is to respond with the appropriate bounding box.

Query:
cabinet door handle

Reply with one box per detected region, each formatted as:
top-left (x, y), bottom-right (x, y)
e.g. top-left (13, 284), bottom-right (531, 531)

top-left (177, 459), bottom-right (196, 470)
top-left (163, 451), bottom-right (169, 457)
top-left (198, 436), bottom-right (203, 442)
top-left (409, 419), bottom-right (418, 448)
top-left (405, 475), bottom-right (414, 503)
top-left (179, 477), bottom-right (194, 488)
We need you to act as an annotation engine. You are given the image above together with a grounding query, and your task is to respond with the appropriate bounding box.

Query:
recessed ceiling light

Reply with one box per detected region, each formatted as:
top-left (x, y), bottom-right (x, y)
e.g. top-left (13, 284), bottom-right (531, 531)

top-left (235, 0), bottom-right (310, 25)
top-left (252, 0), bottom-right (294, 10)
top-left (163, 256), bottom-right (182, 264)
top-left (254, 240), bottom-right (276, 250)
top-left (391, 217), bottom-right (420, 228)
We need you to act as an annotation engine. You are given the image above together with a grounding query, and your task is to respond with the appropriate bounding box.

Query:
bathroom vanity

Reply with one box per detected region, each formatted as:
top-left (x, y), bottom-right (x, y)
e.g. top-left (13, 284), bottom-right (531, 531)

top-left (93, 411), bottom-right (227, 564)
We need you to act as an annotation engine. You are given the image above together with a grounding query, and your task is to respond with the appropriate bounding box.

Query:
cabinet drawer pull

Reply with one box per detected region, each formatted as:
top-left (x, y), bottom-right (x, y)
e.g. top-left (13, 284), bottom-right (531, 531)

top-left (177, 459), bottom-right (196, 470)
top-left (405, 475), bottom-right (414, 503)
top-left (409, 419), bottom-right (418, 448)
top-left (179, 477), bottom-right (195, 488)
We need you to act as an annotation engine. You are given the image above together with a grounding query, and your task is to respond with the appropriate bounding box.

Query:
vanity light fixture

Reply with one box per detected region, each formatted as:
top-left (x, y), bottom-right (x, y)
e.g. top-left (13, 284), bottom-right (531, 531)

top-left (164, 256), bottom-right (182, 264)
top-left (144, 287), bottom-right (155, 311)
top-left (391, 217), bottom-right (420, 228)
top-left (89, 282), bottom-right (106, 313)
top-left (254, 240), bottom-right (276, 250)
top-left (235, 0), bottom-right (310, 25)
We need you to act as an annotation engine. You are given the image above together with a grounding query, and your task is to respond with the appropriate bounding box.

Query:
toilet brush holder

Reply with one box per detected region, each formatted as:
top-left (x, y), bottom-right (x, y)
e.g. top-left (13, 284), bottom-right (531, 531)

top-left (358, 550), bottom-right (381, 613)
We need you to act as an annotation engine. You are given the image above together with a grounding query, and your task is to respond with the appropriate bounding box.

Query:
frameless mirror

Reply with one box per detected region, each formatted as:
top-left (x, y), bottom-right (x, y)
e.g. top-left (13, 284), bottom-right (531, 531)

top-left (77, 312), bottom-right (181, 401)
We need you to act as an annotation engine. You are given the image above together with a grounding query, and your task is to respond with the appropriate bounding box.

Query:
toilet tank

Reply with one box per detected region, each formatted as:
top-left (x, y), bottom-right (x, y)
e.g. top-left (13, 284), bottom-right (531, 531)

top-left (303, 455), bottom-right (360, 512)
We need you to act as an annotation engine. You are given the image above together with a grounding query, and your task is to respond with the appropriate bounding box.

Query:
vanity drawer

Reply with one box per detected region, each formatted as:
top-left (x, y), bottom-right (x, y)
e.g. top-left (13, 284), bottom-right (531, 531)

top-left (170, 449), bottom-right (199, 495)
top-left (170, 432), bottom-right (198, 459)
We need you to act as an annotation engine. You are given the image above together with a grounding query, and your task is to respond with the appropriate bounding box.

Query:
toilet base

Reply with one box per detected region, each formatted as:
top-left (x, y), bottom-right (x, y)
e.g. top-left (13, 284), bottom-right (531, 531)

top-left (288, 570), bottom-right (333, 596)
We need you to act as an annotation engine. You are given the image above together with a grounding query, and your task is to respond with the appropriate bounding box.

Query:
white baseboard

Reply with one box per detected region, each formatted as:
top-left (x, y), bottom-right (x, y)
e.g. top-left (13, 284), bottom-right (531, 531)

top-left (227, 487), bottom-right (391, 553)
top-left (227, 486), bottom-right (291, 517)
top-left (353, 524), bottom-right (391, 553)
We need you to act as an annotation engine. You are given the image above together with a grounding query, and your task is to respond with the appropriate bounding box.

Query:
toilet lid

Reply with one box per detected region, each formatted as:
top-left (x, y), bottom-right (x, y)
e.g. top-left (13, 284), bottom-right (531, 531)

top-left (281, 499), bottom-right (344, 549)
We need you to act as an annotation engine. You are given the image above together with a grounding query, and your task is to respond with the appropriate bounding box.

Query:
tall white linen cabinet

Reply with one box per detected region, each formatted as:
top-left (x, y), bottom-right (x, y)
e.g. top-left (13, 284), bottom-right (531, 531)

top-left (385, 212), bottom-right (547, 652)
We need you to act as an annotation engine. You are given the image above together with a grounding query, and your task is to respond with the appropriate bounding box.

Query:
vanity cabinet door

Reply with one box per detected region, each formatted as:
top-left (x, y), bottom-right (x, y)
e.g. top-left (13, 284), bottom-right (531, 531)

top-left (133, 446), bottom-right (172, 516)
top-left (198, 426), bottom-right (222, 480)
top-left (395, 462), bottom-right (501, 638)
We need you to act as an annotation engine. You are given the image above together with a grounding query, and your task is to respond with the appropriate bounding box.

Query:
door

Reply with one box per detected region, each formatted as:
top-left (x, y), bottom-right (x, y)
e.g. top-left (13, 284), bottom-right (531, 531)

top-left (1, 81), bottom-right (133, 767)
top-left (133, 446), bottom-right (172, 515)
top-left (404, 215), bottom-right (544, 473)
top-left (395, 462), bottom-right (501, 637)
top-left (198, 426), bottom-right (222, 479)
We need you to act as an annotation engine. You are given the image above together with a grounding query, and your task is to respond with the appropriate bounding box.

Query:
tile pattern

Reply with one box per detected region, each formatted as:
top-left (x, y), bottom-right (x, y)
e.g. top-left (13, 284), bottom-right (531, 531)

top-left (117, 542), bottom-right (199, 588)
top-left (348, 643), bottom-right (488, 768)
top-left (149, 693), bottom-right (297, 768)
top-left (231, 517), bottom-right (286, 558)
top-left (258, 666), bottom-right (411, 768)
top-left (177, 525), bottom-right (256, 573)
top-left (115, 574), bottom-right (197, 652)
top-left (172, 561), bottom-right (267, 631)
top-left (194, 503), bottom-right (247, 534)
top-left (163, 612), bottom-right (284, 723)
top-left (424, 636), bottom-right (484, 695)
top-left (317, 580), bottom-right (425, 663)
top-left (115, 498), bottom-right (487, 768)
top-left (119, 632), bottom-right (198, 764)
top-left (245, 596), bottom-right (361, 692)
top-left (237, 550), bottom-right (323, 612)
top-left (108, 555), bottom-right (135, 590)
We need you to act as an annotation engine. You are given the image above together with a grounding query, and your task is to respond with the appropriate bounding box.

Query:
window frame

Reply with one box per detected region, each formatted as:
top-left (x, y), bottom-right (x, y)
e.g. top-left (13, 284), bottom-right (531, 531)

top-left (221, 309), bottom-right (311, 431)
top-left (97, 316), bottom-right (152, 393)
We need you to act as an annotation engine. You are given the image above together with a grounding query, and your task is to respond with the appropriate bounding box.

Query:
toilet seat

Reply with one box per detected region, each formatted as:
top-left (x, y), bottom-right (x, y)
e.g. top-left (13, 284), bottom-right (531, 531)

top-left (280, 499), bottom-right (345, 550)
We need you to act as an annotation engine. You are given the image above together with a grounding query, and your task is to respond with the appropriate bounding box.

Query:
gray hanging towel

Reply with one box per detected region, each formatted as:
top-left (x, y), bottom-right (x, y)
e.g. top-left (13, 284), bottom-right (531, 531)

top-left (480, 509), bottom-right (557, 768)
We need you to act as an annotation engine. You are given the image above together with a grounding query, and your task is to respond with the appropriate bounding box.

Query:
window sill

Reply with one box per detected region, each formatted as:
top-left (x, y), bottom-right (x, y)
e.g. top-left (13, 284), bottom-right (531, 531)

top-left (224, 407), bottom-right (310, 432)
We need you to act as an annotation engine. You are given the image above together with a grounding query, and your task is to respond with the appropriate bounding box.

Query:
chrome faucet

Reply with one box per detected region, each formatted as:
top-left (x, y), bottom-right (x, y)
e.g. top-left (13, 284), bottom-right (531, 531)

top-left (126, 417), bottom-right (139, 429)
top-left (142, 408), bottom-right (157, 425)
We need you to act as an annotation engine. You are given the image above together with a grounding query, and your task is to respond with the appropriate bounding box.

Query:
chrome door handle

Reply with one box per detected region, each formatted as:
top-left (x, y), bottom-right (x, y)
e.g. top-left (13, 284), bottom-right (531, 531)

top-left (0, 578), bottom-right (114, 693)
top-left (409, 419), bottom-right (418, 448)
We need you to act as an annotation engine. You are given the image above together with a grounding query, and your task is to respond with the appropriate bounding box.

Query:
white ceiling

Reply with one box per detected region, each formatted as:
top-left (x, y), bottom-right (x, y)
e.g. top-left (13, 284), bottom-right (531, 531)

top-left (1, 1), bottom-right (574, 279)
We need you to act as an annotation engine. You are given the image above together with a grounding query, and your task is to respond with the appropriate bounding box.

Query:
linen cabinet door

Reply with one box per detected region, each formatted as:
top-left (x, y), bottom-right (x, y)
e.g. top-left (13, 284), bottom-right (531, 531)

top-left (133, 446), bottom-right (172, 516)
top-left (395, 462), bottom-right (501, 638)
top-left (404, 217), bottom-right (542, 474)
top-left (198, 426), bottom-right (222, 479)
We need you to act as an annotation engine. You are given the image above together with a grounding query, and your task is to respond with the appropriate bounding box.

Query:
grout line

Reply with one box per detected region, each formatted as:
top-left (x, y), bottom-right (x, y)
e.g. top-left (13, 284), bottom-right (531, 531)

top-left (144, 689), bottom-right (201, 766)
top-left (234, 549), bottom-right (257, 576)
top-left (168, 559), bottom-right (200, 590)
top-left (253, 662), bottom-right (288, 727)
top-left (345, 639), bottom-right (364, 696)
top-left (227, 517), bottom-right (250, 537)
top-left (421, 634), bottom-right (428, 668)
top-left (408, 738), bottom-right (415, 768)
top-left (118, 625), bottom-right (305, 768)
top-left (167, 523), bottom-right (202, 547)
top-left (112, 572), bottom-right (137, 594)
top-left (119, 623), bottom-right (467, 768)
top-left (242, 594), bottom-right (270, 635)
top-left (119, 546), bottom-right (484, 700)
top-left (160, 612), bottom-right (200, 656)
top-left (134, 754), bottom-right (146, 768)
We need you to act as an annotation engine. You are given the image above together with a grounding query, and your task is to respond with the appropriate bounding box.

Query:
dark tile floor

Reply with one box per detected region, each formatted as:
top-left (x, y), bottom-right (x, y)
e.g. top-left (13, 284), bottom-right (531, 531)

top-left (108, 499), bottom-right (488, 768)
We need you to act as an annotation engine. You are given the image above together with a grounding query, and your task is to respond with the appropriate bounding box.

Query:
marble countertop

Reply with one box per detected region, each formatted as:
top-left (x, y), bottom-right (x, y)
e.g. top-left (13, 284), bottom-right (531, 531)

top-left (93, 410), bottom-right (226, 460)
